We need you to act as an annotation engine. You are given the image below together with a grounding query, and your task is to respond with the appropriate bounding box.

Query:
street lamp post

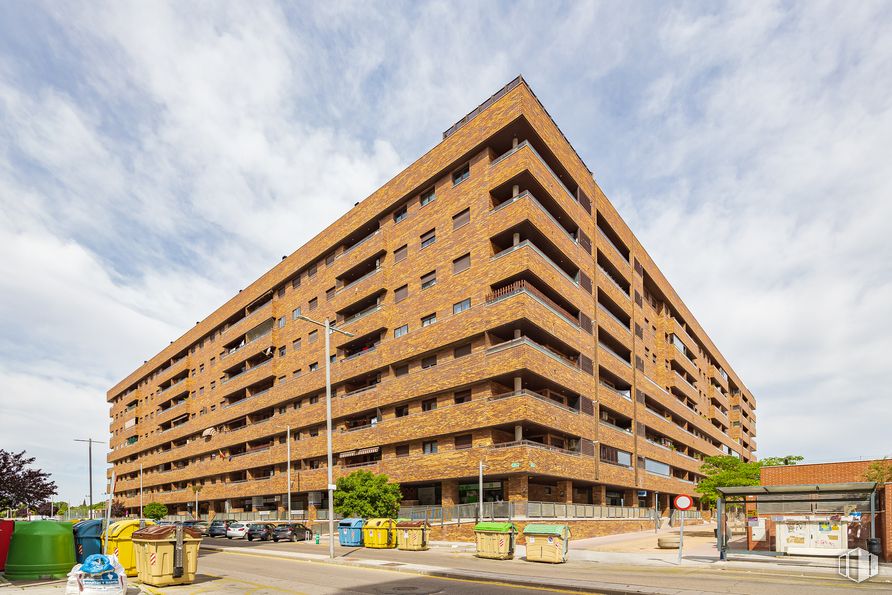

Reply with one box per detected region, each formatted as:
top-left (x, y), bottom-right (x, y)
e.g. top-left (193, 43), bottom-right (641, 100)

top-left (296, 314), bottom-right (353, 559)
top-left (275, 424), bottom-right (293, 521)
top-left (75, 438), bottom-right (105, 520)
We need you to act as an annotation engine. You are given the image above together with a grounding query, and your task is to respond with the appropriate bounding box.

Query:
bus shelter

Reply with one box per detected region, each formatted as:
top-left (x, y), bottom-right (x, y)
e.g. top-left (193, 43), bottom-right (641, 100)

top-left (716, 482), bottom-right (878, 560)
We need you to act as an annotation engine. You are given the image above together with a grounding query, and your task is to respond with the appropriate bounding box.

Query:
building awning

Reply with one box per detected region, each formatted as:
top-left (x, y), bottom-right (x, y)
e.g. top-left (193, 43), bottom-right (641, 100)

top-left (201, 427), bottom-right (217, 437)
top-left (339, 446), bottom-right (379, 459)
top-left (717, 482), bottom-right (877, 497)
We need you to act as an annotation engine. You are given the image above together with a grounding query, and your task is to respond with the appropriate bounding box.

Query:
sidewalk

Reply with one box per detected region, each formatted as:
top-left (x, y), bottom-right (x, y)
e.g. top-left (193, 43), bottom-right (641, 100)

top-left (199, 537), bottom-right (892, 594)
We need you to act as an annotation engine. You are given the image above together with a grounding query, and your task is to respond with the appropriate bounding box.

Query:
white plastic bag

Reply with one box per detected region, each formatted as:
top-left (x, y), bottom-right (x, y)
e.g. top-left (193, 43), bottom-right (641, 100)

top-left (65, 554), bottom-right (127, 595)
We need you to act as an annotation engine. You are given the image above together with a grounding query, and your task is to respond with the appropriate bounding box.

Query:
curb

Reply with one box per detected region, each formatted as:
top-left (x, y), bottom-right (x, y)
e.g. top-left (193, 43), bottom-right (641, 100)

top-left (198, 544), bottom-right (665, 594)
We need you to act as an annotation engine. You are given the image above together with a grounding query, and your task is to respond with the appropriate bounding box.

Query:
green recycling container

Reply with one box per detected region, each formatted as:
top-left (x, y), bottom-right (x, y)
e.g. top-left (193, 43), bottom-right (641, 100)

top-left (4, 521), bottom-right (76, 580)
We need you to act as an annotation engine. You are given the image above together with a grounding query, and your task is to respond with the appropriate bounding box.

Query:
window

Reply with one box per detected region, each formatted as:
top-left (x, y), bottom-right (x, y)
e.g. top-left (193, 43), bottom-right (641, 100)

top-left (600, 445), bottom-right (632, 467)
top-left (423, 440), bottom-right (438, 455)
top-left (394, 324), bottom-right (409, 338)
top-left (292, 307), bottom-right (302, 320)
top-left (199, 363), bottom-right (205, 373)
top-left (394, 363), bottom-right (409, 377)
top-left (292, 338), bottom-right (301, 350)
top-left (308, 297), bottom-right (318, 311)
top-left (454, 389), bottom-right (471, 404)
top-left (396, 444), bottom-right (410, 457)
top-left (394, 244), bottom-right (408, 263)
top-left (421, 355), bottom-right (437, 369)
top-left (277, 316), bottom-right (285, 329)
top-left (452, 253), bottom-right (471, 274)
top-left (453, 298), bottom-right (471, 314)
top-left (393, 205), bottom-right (407, 223)
top-left (452, 163), bottom-right (469, 185)
top-left (278, 346), bottom-right (286, 357)
top-left (452, 208), bottom-right (470, 230)
top-left (420, 229), bottom-right (436, 249)
top-left (395, 405), bottom-right (409, 417)
top-left (420, 270), bottom-right (437, 290)
top-left (308, 263), bottom-right (317, 278)
top-left (454, 434), bottom-right (472, 450)
top-left (309, 395), bottom-right (319, 404)
top-left (453, 343), bottom-right (472, 358)
top-left (292, 369), bottom-right (302, 378)
top-left (422, 398), bottom-right (437, 412)
top-left (419, 187), bottom-right (435, 206)
top-left (309, 362), bottom-right (319, 372)
top-left (325, 252), bottom-right (335, 266)
top-left (308, 330), bottom-right (318, 343)
top-left (292, 276), bottom-right (301, 289)
top-left (326, 287), bottom-right (335, 300)
top-left (645, 458), bottom-right (671, 476)
top-left (421, 313), bottom-right (436, 327)
top-left (395, 285), bottom-right (409, 302)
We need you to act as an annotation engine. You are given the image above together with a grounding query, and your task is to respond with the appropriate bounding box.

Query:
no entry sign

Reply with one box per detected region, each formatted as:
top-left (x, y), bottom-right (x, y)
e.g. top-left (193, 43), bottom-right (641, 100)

top-left (674, 494), bottom-right (694, 511)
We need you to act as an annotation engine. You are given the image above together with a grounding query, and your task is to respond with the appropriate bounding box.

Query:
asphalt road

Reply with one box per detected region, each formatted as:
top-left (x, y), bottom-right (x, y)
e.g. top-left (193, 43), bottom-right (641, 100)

top-left (184, 549), bottom-right (574, 594)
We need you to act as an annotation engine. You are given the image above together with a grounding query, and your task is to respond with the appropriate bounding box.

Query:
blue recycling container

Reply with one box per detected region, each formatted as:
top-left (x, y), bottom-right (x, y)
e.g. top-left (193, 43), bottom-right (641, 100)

top-left (73, 519), bottom-right (104, 563)
top-left (337, 518), bottom-right (364, 546)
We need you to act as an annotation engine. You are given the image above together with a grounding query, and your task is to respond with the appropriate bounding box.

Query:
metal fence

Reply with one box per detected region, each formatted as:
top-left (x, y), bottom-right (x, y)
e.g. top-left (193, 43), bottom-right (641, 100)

top-left (397, 500), bottom-right (702, 525)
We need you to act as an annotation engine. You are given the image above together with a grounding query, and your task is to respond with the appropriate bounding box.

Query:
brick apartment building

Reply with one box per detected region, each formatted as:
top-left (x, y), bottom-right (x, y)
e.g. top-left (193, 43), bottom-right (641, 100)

top-left (107, 77), bottom-right (757, 519)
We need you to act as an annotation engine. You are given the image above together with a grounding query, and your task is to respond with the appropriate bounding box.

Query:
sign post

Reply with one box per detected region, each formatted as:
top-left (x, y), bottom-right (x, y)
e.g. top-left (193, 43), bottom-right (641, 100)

top-left (674, 494), bottom-right (693, 565)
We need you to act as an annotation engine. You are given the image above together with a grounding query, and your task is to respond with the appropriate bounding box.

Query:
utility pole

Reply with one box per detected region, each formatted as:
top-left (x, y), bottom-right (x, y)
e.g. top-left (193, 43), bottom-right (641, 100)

top-left (479, 460), bottom-right (485, 521)
top-left (287, 425), bottom-right (292, 521)
top-left (296, 314), bottom-right (353, 559)
top-left (139, 464), bottom-right (143, 519)
top-left (75, 438), bottom-right (105, 519)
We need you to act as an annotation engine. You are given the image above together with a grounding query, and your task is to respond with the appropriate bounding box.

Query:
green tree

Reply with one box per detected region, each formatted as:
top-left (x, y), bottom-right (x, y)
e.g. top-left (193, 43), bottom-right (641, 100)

top-left (143, 502), bottom-right (168, 520)
top-left (0, 450), bottom-right (57, 512)
top-left (696, 455), bottom-right (762, 509)
top-left (864, 458), bottom-right (892, 483)
top-left (333, 470), bottom-right (401, 518)
top-left (760, 455), bottom-right (804, 467)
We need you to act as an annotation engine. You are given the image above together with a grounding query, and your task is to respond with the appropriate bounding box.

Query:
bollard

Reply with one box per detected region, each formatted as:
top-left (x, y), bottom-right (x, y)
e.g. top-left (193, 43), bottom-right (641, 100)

top-left (315, 533), bottom-right (320, 545)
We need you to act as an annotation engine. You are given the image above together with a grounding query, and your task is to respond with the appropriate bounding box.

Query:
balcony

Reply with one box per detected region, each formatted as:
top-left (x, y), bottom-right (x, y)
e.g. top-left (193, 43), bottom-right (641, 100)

top-left (491, 140), bottom-right (577, 203)
top-left (597, 224), bottom-right (630, 265)
top-left (489, 388), bottom-right (580, 414)
top-left (486, 279), bottom-right (580, 329)
top-left (157, 374), bottom-right (188, 395)
top-left (490, 222), bottom-right (580, 288)
top-left (220, 319), bottom-right (274, 360)
top-left (337, 252), bottom-right (384, 295)
top-left (337, 227), bottom-right (380, 261)
top-left (597, 251), bottom-right (631, 296)
top-left (221, 351), bottom-right (274, 385)
top-left (487, 335), bottom-right (580, 372)
top-left (490, 439), bottom-right (581, 457)
top-left (338, 289), bottom-right (385, 327)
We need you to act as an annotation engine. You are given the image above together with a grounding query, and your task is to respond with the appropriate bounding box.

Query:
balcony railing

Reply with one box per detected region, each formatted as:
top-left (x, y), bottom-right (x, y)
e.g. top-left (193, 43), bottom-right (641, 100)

top-left (599, 382), bottom-right (631, 400)
top-left (336, 267), bottom-right (381, 295)
top-left (598, 342), bottom-right (631, 367)
top-left (489, 439), bottom-right (581, 456)
top-left (597, 226), bottom-right (630, 264)
top-left (224, 301), bottom-right (272, 338)
top-left (491, 141), bottom-right (576, 203)
top-left (221, 357), bottom-right (272, 384)
top-left (343, 345), bottom-right (377, 361)
top-left (491, 240), bottom-right (578, 287)
top-left (489, 389), bottom-right (579, 414)
top-left (157, 377), bottom-right (187, 395)
top-left (341, 304), bottom-right (382, 326)
top-left (597, 302), bottom-right (630, 332)
top-left (597, 265), bottom-right (630, 296)
top-left (220, 328), bottom-right (272, 360)
top-left (485, 280), bottom-right (579, 328)
top-left (337, 229), bottom-right (380, 261)
top-left (491, 191), bottom-right (578, 246)
top-left (487, 337), bottom-right (579, 371)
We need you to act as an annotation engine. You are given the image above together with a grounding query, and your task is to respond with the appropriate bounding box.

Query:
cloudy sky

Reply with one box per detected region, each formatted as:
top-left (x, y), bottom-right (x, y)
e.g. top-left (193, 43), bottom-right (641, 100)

top-left (1, 1), bottom-right (890, 505)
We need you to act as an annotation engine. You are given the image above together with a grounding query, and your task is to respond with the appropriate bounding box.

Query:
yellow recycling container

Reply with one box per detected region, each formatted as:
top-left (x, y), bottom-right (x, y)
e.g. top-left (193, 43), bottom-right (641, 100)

top-left (103, 519), bottom-right (155, 576)
top-left (132, 524), bottom-right (202, 587)
top-left (396, 521), bottom-right (430, 551)
top-left (364, 518), bottom-right (396, 549)
top-left (473, 522), bottom-right (517, 559)
top-left (522, 524), bottom-right (571, 563)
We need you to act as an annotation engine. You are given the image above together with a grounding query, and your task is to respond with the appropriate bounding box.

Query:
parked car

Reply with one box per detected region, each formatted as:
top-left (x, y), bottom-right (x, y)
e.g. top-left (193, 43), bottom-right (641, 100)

top-left (226, 522), bottom-right (249, 539)
top-left (191, 522), bottom-right (209, 535)
top-left (208, 520), bottom-right (231, 537)
top-left (246, 522), bottom-right (275, 541)
top-left (272, 523), bottom-right (312, 543)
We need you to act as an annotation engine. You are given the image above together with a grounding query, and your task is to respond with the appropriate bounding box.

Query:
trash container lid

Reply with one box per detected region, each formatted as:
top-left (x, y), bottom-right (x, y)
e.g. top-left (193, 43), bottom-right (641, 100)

top-left (131, 524), bottom-right (199, 540)
top-left (395, 520), bottom-right (429, 528)
top-left (522, 524), bottom-right (570, 538)
top-left (365, 518), bottom-right (395, 528)
top-left (474, 522), bottom-right (516, 532)
top-left (338, 518), bottom-right (364, 528)
top-left (107, 519), bottom-right (155, 538)
top-left (73, 519), bottom-right (104, 537)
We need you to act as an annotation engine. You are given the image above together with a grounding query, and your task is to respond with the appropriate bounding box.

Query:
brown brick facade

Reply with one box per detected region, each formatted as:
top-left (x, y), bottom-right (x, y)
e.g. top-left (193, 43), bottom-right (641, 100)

top-left (107, 77), bottom-right (756, 518)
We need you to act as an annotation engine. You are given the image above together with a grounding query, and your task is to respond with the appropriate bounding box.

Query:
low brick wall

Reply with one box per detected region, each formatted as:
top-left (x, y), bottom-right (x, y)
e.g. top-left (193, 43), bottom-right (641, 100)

top-left (429, 517), bottom-right (704, 543)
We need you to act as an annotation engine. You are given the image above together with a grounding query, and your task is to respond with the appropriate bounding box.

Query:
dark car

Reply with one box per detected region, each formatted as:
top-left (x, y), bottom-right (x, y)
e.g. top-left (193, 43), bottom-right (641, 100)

top-left (208, 520), bottom-right (231, 537)
top-left (272, 523), bottom-right (312, 542)
top-left (246, 522), bottom-right (275, 541)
